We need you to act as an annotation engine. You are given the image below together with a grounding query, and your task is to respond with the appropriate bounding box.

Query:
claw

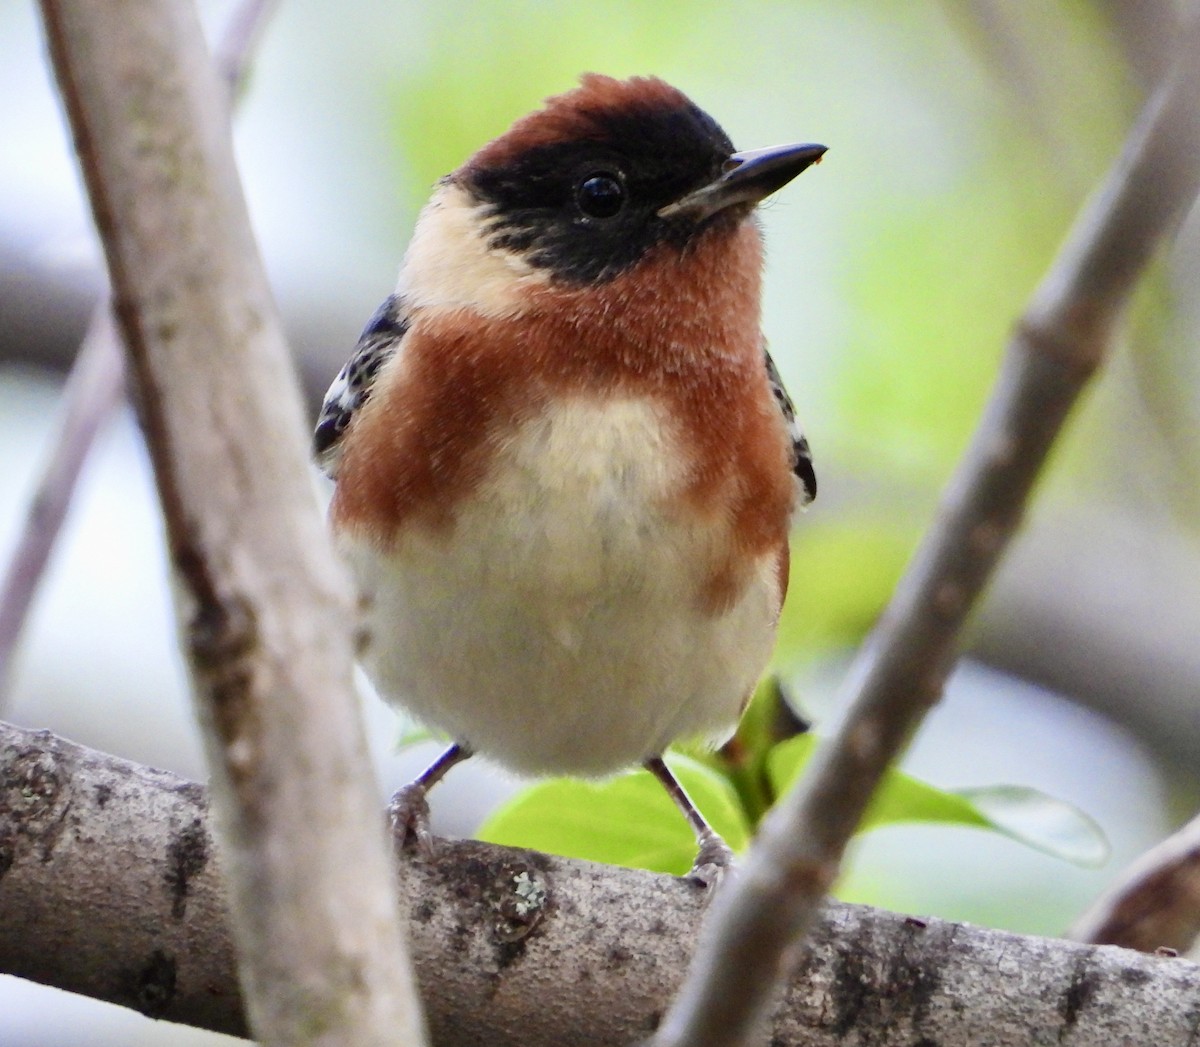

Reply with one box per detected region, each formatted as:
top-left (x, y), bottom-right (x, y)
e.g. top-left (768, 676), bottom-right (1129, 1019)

top-left (388, 782), bottom-right (436, 858)
top-left (644, 756), bottom-right (737, 892)
top-left (688, 828), bottom-right (736, 890)
top-left (385, 742), bottom-right (473, 858)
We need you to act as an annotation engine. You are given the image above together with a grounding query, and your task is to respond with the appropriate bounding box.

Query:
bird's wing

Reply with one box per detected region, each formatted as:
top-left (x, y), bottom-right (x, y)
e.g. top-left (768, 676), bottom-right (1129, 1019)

top-left (314, 294), bottom-right (410, 479)
top-left (763, 344), bottom-right (816, 506)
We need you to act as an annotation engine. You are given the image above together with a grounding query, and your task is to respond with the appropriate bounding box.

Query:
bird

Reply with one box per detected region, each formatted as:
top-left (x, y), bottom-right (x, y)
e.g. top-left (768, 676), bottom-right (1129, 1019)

top-left (315, 73), bottom-right (823, 884)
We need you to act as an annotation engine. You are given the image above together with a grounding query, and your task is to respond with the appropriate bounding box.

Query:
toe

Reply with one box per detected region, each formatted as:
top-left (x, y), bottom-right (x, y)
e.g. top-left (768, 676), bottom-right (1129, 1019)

top-left (387, 783), bottom-right (436, 858)
top-left (688, 829), bottom-right (735, 890)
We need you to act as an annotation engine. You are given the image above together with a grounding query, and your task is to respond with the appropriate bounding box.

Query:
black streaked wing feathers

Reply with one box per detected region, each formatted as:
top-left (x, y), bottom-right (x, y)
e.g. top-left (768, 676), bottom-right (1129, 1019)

top-left (763, 344), bottom-right (816, 505)
top-left (314, 294), bottom-right (409, 478)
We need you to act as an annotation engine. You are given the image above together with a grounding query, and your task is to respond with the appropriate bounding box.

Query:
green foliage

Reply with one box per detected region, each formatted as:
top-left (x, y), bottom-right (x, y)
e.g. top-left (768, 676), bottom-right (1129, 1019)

top-left (955, 785), bottom-right (1110, 867)
top-left (767, 735), bottom-right (1108, 867)
top-left (393, 721), bottom-right (443, 752)
top-left (477, 754), bottom-right (750, 876)
top-left (479, 700), bottom-right (1107, 876)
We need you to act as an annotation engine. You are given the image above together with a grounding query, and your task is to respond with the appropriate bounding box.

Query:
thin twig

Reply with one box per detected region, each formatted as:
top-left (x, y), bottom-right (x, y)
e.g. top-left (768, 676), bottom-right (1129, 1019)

top-left (211, 0), bottom-right (281, 96)
top-left (1071, 810), bottom-right (1200, 954)
top-left (0, 0), bottom-right (280, 711)
top-left (0, 310), bottom-right (123, 703)
top-left (35, 1), bottom-right (425, 1044)
top-left (3, 720), bottom-right (1200, 1047)
top-left (652, 14), bottom-right (1200, 1047)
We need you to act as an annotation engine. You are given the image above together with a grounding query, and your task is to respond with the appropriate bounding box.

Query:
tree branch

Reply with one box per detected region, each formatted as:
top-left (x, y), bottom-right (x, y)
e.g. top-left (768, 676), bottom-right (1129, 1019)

top-left (3, 722), bottom-right (1200, 1046)
top-left (0, 308), bottom-right (123, 705)
top-left (0, 0), bottom-right (280, 712)
top-left (652, 13), bottom-right (1200, 1047)
top-left (210, 0), bottom-right (280, 97)
top-left (1071, 810), bottom-right (1200, 955)
top-left (34, 2), bottom-right (423, 1043)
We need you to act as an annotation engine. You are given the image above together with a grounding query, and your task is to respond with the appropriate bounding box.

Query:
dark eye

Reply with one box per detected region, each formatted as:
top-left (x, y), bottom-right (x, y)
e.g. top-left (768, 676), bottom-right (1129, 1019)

top-left (576, 173), bottom-right (625, 218)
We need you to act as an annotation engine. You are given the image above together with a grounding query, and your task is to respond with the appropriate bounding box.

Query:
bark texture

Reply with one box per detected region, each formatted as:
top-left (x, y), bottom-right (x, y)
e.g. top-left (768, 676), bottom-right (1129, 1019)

top-left (35, 1), bottom-right (423, 1042)
top-left (3, 722), bottom-right (1200, 1046)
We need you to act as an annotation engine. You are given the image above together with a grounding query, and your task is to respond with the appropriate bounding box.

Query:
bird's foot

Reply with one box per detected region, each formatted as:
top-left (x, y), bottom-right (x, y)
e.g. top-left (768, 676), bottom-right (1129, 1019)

top-left (387, 782), bottom-right (436, 858)
top-left (688, 828), bottom-right (736, 891)
top-left (385, 743), bottom-right (472, 858)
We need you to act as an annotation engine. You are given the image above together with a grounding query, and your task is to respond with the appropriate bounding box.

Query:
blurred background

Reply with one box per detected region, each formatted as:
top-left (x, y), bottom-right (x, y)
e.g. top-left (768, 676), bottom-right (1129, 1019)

top-left (2, 0), bottom-right (1198, 1042)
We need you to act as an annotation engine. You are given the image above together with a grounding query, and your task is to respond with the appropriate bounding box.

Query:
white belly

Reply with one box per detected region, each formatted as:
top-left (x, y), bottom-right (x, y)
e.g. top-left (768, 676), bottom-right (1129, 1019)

top-left (343, 397), bottom-right (782, 776)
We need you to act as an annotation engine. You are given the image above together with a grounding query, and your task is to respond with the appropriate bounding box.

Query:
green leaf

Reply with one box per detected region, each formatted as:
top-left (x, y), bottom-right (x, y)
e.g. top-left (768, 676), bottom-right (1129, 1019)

top-left (477, 754), bottom-right (752, 875)
top-left (392, 721), bottom-right (447, 753)
top-left (734, 676), bottom-right (804, 757)
top-left (766, 735), bottom-right (1108, 867)
top-left (696, 676), bottom-right (811, 824)
top-left (954, 785), bottom-right (1110, 869)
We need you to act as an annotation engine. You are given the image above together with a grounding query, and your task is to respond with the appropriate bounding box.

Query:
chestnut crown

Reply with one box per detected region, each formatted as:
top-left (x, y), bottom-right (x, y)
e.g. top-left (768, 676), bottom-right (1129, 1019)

top-left (456, 75), bottom-right (823, 285)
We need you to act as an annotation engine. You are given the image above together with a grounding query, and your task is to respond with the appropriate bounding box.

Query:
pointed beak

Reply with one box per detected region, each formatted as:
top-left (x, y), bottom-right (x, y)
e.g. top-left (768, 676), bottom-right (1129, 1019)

top-left (658, 142), bottom-right (827, 222)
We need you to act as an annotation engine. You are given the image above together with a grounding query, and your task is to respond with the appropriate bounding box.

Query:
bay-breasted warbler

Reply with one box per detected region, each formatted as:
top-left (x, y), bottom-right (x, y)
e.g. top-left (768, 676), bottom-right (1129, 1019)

top-left (315, 74), bottom-right (823, 883)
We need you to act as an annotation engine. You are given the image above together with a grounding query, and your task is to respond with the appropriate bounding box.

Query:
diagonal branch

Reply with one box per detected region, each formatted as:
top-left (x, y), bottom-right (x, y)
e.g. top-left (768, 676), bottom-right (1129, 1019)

top-left (652, 13), bottom-right (1200, 1047)
top-left (34, 2), bottom-right (424, 1044)
top-left (210, 0), bottom-right (280, 96)
top-left (0, 308), bottom-right (123, 703)
top-left (0, 0), bottom-right (280, 710)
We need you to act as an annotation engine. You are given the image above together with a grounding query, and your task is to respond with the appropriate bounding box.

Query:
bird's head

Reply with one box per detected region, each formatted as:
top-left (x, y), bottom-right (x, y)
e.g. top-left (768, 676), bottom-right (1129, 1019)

top-left (398, 74), bottom-right (824, 316)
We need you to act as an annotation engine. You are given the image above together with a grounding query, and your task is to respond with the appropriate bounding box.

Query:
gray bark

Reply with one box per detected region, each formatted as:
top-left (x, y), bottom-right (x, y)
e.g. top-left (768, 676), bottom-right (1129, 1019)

top-left (3, 721), bottom-right (1199, 1046)
top-left (35, 0), bottom-right (423, 1041)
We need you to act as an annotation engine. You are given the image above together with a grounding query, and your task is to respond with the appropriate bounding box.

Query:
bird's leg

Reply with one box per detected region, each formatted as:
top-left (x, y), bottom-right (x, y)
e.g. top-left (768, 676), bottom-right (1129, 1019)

top-left (388, 742), bottom-right (473, 857)
top-left (645, 756), bottom-right (735, 888)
